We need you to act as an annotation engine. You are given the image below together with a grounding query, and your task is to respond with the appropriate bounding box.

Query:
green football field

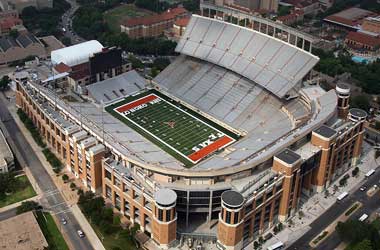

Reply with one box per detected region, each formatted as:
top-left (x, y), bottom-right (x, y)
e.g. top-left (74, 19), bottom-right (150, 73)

top-left (105, 90), bottom-right (239, 166)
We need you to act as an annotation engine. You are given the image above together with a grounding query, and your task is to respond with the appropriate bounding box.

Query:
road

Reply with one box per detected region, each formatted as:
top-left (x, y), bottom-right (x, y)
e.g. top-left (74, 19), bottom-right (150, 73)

top-left (289, 169), bottom-right (380, 250)
top-left (0, 207), bottom-right (17, 221)
top-left (0, 94), bottom-right (93, 250)
top-left (60, 0), bottom-right (85, 44)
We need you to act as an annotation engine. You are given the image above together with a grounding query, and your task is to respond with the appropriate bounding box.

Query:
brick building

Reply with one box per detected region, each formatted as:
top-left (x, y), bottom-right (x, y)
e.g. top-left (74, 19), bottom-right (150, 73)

top-left (120, 7), bottom-right (188, 39)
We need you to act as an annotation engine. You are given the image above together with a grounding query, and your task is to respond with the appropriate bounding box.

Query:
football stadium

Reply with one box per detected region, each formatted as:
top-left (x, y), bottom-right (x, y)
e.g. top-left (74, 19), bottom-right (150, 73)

top-left (15, 14), bottom-right (366, 250)
top-left (106, 89), bottom-right (239, 165)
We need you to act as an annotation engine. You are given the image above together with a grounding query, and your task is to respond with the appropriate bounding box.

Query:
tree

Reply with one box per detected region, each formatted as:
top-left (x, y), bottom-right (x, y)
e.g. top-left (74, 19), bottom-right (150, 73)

top-left (350, 95), bottom-right (371, 112)
top-left (62, 174), bottom-right (69, 183)
top-left (9, 29), bottom-right (19, 38)
top-left (0, 172), bottom-right (17, 199)
top-left (16, 201), bottom-right (40, 214)
top-left (152, 57), bottom-right (170, 71)
top-left (61, 37), bottom-right (72, 46)
top-left (0, 76), bottom-right (11, 90)
top-left (336, 220), bottom-right (380, 249)
top-left (349, 239), bottom-right (373, 250)
top-left (352, 167), bottom-right (359, 177)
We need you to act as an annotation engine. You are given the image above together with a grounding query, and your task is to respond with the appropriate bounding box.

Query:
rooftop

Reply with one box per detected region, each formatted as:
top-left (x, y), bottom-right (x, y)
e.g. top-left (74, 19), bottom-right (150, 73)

top-left (275, 148), bottom-right (301, 165)
top-left (0, 211), bottom-right (48, 250)
top-left (313, 125), bottom-right (337, 139)
top-left (154, 188), bottom-right (177, 206)
top-left (346, 31), bottom-right (380, 47)
top-left (122, 7), bottom-right (187, 27)
top-left (221, 190), bottom-right (244, 207)
top-left (324, 7), bottom-right (378, 29)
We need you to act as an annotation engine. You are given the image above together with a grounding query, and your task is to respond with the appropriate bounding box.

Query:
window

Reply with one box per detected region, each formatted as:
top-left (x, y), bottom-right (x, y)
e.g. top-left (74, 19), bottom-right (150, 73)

top-left (233, 213), bottom-right (239, 224)
top-left (166, 210), bottom-right (171, 222)
top-left (105, 170), bottom-right (111, 180)
top-left (226, 211), bottom-right (232, 224)
top-left (158, 209), bottom-right (163, 221)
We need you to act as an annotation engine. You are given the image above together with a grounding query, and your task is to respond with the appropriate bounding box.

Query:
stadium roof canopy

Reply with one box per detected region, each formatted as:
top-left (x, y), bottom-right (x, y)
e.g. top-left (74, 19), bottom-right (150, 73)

top-left (51, 40), bottom-right (103, 67)
top-left (176, 15), bottom-right (319, 98)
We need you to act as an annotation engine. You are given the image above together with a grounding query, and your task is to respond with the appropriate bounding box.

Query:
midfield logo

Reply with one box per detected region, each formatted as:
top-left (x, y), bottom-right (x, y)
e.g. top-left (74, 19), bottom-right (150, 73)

top-left (163, 121), bottom-right (176, 128)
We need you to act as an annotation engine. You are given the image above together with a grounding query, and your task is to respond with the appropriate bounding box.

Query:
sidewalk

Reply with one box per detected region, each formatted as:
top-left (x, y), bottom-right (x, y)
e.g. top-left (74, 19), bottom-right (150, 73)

top-left (0, 194), bottom-right (41, 213)
top-left (71, 205), bottom-right (106, 250)
top-left (259, 144), bottom-right (377, 250)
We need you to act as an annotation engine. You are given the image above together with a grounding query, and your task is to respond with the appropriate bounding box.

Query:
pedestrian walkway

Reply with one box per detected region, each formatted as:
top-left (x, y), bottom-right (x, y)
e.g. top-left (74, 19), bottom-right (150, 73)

top-left (250, 144), bottom-right (378, 250)
top-left (0, 195), bottom-right (41, 213)
top-left (71, 204), bottom-right (106, 250)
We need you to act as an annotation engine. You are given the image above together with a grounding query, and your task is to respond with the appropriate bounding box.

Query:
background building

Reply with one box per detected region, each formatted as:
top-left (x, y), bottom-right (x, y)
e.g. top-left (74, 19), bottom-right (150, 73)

top-left (0, 128), bottom-right (14, 172)
top-left (52, 42), bottom-right (131, 93)
top-left (0, 32), bottom-right (46, 65)
top-left (324, 7), bottom-right (378, 31)
top-left (211, 0), bottom-right (278, 13)
top-left (120, 7), bottom-right (188, 39)
top-left (0, 0), bottom-right (53, 13)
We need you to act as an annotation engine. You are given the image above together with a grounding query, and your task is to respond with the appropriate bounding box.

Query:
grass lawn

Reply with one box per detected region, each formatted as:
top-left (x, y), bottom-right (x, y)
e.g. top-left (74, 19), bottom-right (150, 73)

top-left (104, 4), bottom-right (154, 33)
top-left (0, 175), bottom-right (36, 208)
top-left (90, 221), bottom-right (136, 250)
top-left (35, 211), bottom-right (69, 250)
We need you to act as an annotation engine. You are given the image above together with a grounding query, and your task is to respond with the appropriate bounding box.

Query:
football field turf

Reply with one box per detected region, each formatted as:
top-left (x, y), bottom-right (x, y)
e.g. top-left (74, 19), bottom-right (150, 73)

top-left (105, 90), bottom-right (239, 166)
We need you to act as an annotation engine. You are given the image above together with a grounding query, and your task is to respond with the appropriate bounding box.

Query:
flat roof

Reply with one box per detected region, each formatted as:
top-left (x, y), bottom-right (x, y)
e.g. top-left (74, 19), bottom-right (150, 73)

top-left (0, 211), bottom-right (48, 250)
top-left (154, 188), bottom-right (177, 206)
top-left (275, 149), bottom-right (301, 165)
top-left (314, 125), bottom-right (337, 139)
top-left (221, 190), bottom-right (244, 207)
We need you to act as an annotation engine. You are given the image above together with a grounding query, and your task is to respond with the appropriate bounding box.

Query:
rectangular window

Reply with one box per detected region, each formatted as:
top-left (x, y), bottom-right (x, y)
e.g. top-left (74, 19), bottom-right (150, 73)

top-left (105, 170), bottom-right (111, 180)
top-left (233, 213), bottom-right (239, 224)
top-left (226, 211), bottom-right (232, 224)
top-left (158, 209), bottom-right (163, 221)
top-left (166, 210), bottom-right (171, 222)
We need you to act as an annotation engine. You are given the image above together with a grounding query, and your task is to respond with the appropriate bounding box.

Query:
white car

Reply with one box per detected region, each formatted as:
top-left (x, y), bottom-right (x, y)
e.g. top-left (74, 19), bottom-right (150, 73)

top-left (77, 230), bottom-right (85, 238)
top-left (61, 218), bottom-right (67, 225)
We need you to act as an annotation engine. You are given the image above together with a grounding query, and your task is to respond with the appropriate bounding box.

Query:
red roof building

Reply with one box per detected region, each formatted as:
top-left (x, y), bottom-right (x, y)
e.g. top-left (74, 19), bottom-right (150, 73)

top-left (0, 16), bottom-right (23, 35)
top-left (120, 7), bottom-right (189, 39)
top-left (277, 10), bottom-right (304, 25)
top-left (345, 31), bottom-right (380, 51)
top-left (324, 7), bottom-right (378, 30)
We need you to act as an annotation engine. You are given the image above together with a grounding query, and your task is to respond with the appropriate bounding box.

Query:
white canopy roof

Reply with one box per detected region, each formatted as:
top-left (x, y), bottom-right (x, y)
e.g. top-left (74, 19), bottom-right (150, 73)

top-left (51, 40), bottom-right (103, 67)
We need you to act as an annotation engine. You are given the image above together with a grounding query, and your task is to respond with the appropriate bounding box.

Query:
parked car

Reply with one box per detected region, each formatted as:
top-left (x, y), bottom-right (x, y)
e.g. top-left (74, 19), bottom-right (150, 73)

top-left (360, 186), bottom-right (367, 191)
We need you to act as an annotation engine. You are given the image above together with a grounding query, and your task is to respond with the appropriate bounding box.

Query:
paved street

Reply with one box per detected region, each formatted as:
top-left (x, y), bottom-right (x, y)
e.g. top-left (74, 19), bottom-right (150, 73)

top-left (0, 207), bottom-right (17, 221)
top-left (60, 0), bottom-right (85, 44)
top-left (289, 168), bottom-right (380, 250)
top-left (0, 94), bottom-right (93, 250)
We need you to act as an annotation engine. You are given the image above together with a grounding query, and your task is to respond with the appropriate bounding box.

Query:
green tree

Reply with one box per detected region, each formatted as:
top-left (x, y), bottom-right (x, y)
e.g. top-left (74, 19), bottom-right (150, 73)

top-left (0, 76), bottom-right (11, 90)
top-left (350, 95), bottom-right (371, 112)
top-left (61, 37), bottom-right (72, 46)
top-left (348, 239), bottom-right (373, 250)
top-left (9, 29), bottom-right (19, 38)
top-left (0, 172), bottom-right (17, 199)
top-left (62, 174), bottom-right (69, 182)
top-left (16, 200), bottom-right (40, 214)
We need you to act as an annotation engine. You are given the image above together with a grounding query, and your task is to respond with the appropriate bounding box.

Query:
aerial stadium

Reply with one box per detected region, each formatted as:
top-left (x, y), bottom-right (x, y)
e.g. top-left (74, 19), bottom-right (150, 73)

top-left (15, 14), bottom-right (366, 250)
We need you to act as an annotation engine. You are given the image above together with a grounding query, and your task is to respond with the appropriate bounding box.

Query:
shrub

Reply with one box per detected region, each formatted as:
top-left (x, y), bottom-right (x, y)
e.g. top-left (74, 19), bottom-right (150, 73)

top-left (62, 174), bottom-right (69, 183)
top-left (70, 183), bottom-right (76, 189)
top-left (17, 109), bottom-right (46, 147)
top-left (16, 201), bottom-right (40, 214)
